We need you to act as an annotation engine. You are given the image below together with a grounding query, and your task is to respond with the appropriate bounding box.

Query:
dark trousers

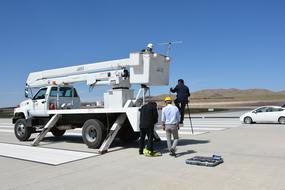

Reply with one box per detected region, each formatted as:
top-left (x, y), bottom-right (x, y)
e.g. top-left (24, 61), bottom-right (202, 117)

top-left (174, 100), bottom-right (186, 123)
top-left (139, 127), bottom-right (154, 153)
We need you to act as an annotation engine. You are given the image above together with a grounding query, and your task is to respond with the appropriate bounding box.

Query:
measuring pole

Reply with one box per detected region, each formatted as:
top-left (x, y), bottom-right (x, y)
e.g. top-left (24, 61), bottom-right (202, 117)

top-left (186, 102), bottom-right (194, 134)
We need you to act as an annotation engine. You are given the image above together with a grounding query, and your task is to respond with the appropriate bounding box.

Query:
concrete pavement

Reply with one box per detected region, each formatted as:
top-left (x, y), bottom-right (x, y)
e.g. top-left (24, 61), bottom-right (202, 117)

top-left (0, 117), bottom-right (285, 190)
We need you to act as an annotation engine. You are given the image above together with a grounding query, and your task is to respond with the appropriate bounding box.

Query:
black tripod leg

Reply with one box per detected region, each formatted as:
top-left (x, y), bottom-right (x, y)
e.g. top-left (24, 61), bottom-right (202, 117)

top-left (186, 103), bottom-right (194, 134)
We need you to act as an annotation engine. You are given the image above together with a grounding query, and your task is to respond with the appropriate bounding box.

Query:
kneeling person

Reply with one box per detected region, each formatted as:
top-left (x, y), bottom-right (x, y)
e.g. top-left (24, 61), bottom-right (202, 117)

top-left (139, 101), bottom-right (161, 157)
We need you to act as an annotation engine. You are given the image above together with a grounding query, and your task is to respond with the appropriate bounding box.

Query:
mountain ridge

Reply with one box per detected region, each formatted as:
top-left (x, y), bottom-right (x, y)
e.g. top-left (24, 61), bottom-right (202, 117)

top-left (153, 88), bottom-right (285, 107)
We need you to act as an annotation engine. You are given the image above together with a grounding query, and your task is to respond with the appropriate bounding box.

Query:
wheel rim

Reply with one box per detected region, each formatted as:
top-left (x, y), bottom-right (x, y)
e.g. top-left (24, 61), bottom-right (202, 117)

top-left (279, 117), bottom-right (285, 124)
top-left (245, 117), bottom-right (251, 124)
top-left (16, 123), bottom-right (25, 136)
top-left (86, 125), bottom-right (97, 142)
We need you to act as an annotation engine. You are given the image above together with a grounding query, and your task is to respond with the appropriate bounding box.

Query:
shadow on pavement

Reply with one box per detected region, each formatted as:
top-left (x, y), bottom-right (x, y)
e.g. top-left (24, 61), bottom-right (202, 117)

top-left (176, 150), bottom-right (197, 157)
top-left (178, 139), bottom-right (210, 146)
top-left (30, 136), bottom-right (210, 157)
top-left (33, 135), bottom-right (84, 145)
top-left (105, 139), bottom-right (209, 156)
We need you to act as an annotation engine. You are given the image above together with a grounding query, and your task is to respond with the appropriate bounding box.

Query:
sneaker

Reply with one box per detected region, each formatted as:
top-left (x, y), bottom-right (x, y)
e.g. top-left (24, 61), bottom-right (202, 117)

top-left (143, 148), bottom-right (151, 156)
top-left (144, 148), bottom-right (162, 157)
top-left (169, 148), bottom-right (177, 157)
top-left (151, 151), bottom-right (162, 157)
top-left (170, 152), bottom-right (177, 157)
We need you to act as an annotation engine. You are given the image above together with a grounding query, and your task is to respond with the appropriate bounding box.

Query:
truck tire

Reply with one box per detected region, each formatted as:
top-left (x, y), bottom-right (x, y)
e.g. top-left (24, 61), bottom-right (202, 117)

top-left (118, 124), bottom-right (140, 143)
top-left (82, 119), bottom-right (106, 148)
top-left (51, 127), bottom-right (66, 137)
top-left (14, 119), bottom-right (32, 141)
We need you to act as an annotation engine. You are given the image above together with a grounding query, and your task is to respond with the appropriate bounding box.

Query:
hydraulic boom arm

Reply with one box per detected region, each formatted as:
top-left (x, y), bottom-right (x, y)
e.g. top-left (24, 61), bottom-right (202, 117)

top-left (26, 52), bottom-right (170, 88)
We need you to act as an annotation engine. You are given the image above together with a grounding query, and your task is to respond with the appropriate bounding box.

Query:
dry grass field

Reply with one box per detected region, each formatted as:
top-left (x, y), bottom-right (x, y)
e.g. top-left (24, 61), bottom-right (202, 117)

top-left (1, 89), bottom-right (285, 118)
top-left (0, 107), bottom-right (14, 118)
top-left (154, 89), bottom-right (285, 108)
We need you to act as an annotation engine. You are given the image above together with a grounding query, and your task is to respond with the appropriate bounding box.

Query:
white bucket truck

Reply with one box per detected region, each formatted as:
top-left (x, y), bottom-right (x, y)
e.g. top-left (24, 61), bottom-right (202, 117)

top-left (13, 51), bottom-right (170, 153)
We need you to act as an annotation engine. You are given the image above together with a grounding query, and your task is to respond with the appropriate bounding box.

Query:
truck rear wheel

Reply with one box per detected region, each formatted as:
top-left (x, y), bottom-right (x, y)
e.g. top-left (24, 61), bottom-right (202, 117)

top-left (82, 119), bottom-right (106, 148)
top-left (14, 119), bottom-right (32, 141)
top-left (51, 127), bottom-right (66, 137)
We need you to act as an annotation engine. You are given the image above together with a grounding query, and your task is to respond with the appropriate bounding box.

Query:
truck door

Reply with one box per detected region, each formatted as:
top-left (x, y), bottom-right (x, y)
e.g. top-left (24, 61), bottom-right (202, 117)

top-left (30, 87), bottom-right (48, 116)
top-left (48, 86), bottom-right (80, 109)
top-left (58, 87), bottom-right (80, 109)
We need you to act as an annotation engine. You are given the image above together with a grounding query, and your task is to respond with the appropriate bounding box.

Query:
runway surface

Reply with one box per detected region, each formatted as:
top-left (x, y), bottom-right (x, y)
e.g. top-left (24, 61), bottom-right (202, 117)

top-left (1, 114), bottom-right (285, 190)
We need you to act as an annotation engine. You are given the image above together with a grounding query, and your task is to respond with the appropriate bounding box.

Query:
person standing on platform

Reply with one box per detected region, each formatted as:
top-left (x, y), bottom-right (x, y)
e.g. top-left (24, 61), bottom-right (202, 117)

top-left (170, 79), bottom-right (190, 124)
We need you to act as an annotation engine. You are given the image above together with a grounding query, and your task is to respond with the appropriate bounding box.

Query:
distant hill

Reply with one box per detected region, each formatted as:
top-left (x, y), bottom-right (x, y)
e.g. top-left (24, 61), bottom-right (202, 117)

top-left (153, 88), bottom-right (285, 108)
top-left (0, 107), bottom-right (14, 118)
top-left (2, 89), bottom-right (285, 113)
top-left (191, 88), bottom-right (284, 101)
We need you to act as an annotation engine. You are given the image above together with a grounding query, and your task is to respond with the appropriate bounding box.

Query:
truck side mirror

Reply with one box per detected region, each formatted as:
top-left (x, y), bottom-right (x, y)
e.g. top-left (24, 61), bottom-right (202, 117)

top-left (25, 89), bottom-right (29, 98)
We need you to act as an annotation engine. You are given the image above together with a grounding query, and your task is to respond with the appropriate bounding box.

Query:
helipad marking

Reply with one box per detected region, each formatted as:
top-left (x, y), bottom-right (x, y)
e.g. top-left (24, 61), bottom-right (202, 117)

top-left (0, 143), bottom-right (97, 166)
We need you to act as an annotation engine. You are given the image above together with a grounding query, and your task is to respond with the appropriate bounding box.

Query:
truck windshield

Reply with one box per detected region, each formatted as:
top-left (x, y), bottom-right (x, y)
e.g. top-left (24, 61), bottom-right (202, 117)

top-left (33, 88), bottom-right (47, 100)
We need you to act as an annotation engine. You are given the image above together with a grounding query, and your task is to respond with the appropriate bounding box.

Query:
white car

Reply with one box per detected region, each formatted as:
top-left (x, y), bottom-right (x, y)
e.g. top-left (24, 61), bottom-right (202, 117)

top-left (240, 106), bottom-right (285, 124)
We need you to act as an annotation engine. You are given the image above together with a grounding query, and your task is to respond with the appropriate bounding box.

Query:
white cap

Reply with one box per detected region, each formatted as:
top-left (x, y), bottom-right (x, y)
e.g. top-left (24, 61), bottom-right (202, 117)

top-left (147, 43), bottom-right (153, 49)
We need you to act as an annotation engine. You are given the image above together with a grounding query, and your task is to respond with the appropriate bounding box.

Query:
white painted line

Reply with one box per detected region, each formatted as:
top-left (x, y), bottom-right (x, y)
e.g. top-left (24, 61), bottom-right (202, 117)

top-left (0, 125), bottom-right (14, 129)
top-left (158, 134), bottom-right (205, 140)
top-left (68, 130), bottom-right (209, 136)
top-left (180, 127), bottom-right (226, 131)
top-left (155, 131), bottom-right (206, 135)
top-left (183, 123), bottom-right (240, 125)
top-left (186, 125), bottom-right (240, 127)
top-left (0, 126), bottom-right (226, 135)
top-left (0, 127), bottom-right (209, 136)
top-left (0, 130), bottom-right (83, 136)
top-left (156, 127), bottom-right (226, 130)
top-left (0, 123), bottom-right (13, 126)
top-left (0, 142), bottom-right (97, 165)
top-left (0, 129), bottom-right (14, 133)
top-left (0, 127), bottom-right (223, 135)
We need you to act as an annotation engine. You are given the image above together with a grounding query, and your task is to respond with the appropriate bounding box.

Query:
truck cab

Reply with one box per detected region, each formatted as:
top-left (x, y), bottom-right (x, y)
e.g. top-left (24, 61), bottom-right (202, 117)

top-left (13, 85), bottom-right (80, 123)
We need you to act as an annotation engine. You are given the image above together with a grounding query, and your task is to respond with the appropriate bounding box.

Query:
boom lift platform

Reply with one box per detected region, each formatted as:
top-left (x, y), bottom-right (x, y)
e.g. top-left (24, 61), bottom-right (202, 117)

top-left (13, 51), bottom-right (170, 154)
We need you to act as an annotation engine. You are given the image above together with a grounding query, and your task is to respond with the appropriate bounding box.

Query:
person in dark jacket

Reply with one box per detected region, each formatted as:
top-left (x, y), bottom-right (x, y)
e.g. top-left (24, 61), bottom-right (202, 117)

top-left (170, 79), bottom-right (191, 124)
top-left (139, 101), bottom-right (160, 156)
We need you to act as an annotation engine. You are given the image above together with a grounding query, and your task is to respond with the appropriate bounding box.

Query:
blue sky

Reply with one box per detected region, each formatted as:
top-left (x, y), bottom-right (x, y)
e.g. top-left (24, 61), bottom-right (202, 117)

top-left (0, 0), bottom-right (284, 107)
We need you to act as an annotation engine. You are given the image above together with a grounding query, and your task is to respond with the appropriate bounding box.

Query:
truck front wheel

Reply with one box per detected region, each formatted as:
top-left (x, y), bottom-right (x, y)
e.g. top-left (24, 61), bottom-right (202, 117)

top-left (82, 119), bottom-right (106, 148)
top-left (14, 119), bottom-right (32, 141)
